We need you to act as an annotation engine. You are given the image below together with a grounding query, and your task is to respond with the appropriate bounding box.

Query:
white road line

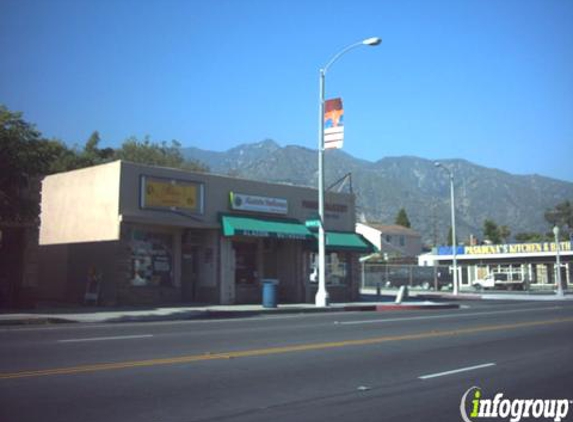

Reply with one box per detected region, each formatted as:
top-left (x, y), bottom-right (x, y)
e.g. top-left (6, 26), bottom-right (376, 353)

top-left (335, 306), bottom-right (562, 325)
top-left (58, 334), bottom-right (154, 343)
top-left (419, 363), bottom-right (496, 380)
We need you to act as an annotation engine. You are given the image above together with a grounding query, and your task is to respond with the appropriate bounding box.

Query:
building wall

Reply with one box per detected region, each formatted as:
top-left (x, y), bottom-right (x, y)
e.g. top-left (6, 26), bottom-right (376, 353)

top-left (356, 223), bottom-right (422, 257)
top-left (117, 161), bottom-right (355, 231)
top-left (37, 244), bottom-right (69, 302)
top-left (38, 161), bottom-right (361, 305)
top-left (419, 245), bottom-right (573, 291)
top-left (401, 234), bottom-right (423, 257)
top-left (40, 161), bottom-right (122, 245)
top-left (356, 224), bottom-right (382, 251)
top-left (38, 241), bottom-right (120, 304)
top-left (192, 230), bottom-right (220, 304)
top-left (219, 237), bottom-right (235, 305)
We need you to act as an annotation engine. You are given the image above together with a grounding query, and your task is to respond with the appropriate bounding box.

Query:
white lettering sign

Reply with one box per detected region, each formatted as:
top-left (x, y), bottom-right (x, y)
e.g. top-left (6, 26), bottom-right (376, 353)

top-left (230, 192), bottom-right (288, 215)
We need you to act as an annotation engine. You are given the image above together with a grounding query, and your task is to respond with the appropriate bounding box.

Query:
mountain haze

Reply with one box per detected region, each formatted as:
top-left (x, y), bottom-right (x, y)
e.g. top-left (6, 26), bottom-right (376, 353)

top-left (181, 140), bottom-right (573, 245)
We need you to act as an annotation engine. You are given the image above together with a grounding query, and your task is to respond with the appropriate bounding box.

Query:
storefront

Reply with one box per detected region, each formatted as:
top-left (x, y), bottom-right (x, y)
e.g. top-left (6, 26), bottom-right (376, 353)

top-left (38, 161), bottom-right (374, 305)
top-left (419, 241), bottom-right (573, 291)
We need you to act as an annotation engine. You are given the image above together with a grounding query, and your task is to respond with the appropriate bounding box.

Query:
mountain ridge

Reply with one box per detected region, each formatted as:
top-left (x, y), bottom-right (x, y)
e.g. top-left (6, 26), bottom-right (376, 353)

top-left (181, 140), bottom-right (573, 245)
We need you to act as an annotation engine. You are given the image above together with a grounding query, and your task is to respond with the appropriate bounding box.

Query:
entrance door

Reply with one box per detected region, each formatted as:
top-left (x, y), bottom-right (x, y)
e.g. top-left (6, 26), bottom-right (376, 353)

top-left (181, 245), bottom-right (198, 302)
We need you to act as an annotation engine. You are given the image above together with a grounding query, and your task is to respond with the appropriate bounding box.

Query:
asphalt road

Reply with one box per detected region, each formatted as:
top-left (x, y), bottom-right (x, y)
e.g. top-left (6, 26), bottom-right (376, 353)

top-left (1, 301), bottom-right (573, 422)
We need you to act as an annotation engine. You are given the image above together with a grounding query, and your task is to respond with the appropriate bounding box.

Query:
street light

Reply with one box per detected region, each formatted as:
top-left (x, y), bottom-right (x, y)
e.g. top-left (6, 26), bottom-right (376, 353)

top-left (553, 226), bottom-right (564, 297)
top-left (434, 162), bottom-right (459, 295)
top-left (316, 37), bottom-right (382, 307)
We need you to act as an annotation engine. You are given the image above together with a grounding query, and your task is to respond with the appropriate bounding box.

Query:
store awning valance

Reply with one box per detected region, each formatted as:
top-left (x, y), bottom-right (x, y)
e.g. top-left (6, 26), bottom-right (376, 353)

top-left (221, 215), bottom-right (314, 240)
top-left (322, 232), bottom-right (376, 253)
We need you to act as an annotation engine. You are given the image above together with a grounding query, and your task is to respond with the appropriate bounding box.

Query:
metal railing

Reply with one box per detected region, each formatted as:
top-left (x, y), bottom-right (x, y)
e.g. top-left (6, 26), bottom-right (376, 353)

top-left (360, 262), bottom-right (571, 293)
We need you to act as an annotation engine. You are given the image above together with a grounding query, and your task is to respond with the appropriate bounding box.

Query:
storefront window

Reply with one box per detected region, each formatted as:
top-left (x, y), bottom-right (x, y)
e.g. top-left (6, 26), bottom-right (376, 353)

top-left (129, 230), bottom-right (174, 287)
top-left (234, 241), bottom-right (258, 285)
top-left (309, 252), bottom-right (349, 286)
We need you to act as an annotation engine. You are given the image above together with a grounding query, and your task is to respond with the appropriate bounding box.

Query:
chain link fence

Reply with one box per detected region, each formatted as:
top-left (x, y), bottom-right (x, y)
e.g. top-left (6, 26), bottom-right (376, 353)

top-left (360, 262), bottom-right (571, 293)
top-left (360, 263), bottom-right (453, 292)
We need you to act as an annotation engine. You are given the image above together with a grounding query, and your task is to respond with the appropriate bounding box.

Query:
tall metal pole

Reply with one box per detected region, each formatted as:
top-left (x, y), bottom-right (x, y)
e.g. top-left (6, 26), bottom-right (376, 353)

top-left (316, 69), bottom-right (329, 307)
top-left (554, 226), bottom-right (564, 297)
top-left (435, 162), bottom-right (458, 295)
top-left (315, 37), bottom-right (381, 307)
top-left (449, 172), bottom-right (459, 295)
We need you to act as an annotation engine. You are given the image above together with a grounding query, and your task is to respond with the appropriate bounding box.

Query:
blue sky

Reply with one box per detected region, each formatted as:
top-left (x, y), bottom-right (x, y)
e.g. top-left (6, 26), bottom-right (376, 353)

top-left (1, 0), bottom-right (572, 182)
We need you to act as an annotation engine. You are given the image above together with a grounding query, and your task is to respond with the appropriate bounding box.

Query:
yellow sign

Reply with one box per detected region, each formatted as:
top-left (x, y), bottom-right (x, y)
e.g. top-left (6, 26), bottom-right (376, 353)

top-left (142, 178), bottom-right (202, 213)
top-left (464, 241), bottom-right (572, 255)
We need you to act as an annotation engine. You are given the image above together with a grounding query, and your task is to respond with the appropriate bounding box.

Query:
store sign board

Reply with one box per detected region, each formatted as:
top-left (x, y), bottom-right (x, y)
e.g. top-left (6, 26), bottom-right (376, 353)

top-left (229, 192), bottom-right (288, 215)
top-left (301, 200), bottom-right (348, 213)
top-left (141, 176), bottom-right (204, 214)
top-left (437, 241), bottom-right (573, 256)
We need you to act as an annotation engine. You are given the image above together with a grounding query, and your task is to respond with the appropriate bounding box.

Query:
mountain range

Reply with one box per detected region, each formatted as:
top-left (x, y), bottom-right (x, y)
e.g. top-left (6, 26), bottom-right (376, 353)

top-left (181, 140), bottom-right (573, 245)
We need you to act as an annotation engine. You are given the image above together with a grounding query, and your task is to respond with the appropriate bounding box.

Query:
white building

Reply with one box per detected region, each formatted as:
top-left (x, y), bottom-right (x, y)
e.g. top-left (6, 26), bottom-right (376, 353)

top-left (419, 241), bottom-right (573, 290)
top-left (356, 223), bottom-right (422, 258)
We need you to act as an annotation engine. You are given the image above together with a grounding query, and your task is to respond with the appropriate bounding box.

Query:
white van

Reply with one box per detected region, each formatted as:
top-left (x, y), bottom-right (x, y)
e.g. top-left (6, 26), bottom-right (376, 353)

top-left (472, 272), bottom-right (525, 291)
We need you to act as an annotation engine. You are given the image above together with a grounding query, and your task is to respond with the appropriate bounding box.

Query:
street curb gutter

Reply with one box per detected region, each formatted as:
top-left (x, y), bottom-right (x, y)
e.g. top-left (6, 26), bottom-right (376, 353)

top-left (0, 317), bottom-right (77, 326)
top-left (344, 303), bottom-right (460, 312)
top-left (0, 302), bottom-right (461, 326)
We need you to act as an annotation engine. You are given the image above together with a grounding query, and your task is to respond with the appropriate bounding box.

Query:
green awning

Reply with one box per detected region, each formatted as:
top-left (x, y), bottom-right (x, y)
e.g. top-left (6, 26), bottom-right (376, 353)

top-left (221, 215), bottom-right (314, 240)
top-left (323, 232), bottom-right (376, 253)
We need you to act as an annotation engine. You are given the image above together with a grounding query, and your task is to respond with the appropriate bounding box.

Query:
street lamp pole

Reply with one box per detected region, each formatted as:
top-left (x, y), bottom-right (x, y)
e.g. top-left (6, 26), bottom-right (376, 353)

top-left (553, 226), bottom-right (564, 297)
top-left (435, 162), bottom-right (459, 295)
top-left (315, 37), bottom-right (381, 307)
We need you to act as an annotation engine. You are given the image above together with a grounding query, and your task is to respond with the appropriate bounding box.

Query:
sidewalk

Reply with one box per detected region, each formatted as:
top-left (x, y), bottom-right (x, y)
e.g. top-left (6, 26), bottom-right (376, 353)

top-left (0, 298), bottom-right (460, 326)
top-left (362, 287), bottom-right (573, 302)
top-left (3, 288), bottom-right (572, 327)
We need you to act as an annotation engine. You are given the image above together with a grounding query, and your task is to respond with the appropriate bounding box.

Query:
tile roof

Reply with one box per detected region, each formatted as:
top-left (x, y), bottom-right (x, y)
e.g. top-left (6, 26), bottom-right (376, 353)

top-left (360, 223), bottom-right (421, 237)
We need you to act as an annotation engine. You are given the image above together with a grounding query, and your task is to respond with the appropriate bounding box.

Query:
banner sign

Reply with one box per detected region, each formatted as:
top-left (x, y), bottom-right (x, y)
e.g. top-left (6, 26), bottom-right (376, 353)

top-left (324, 97), bottom-right (344, 150)
top-left (230, 192), bottom-right (288, 215)
top-left (140, 176), bottom-right (204, 214)
top-left (437, 241), bottom-right (572, 256)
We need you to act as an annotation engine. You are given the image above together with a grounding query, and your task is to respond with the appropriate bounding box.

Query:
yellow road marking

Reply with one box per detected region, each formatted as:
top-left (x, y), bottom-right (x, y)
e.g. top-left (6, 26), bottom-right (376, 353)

top-left (2, 316), bottom-right (572, 380)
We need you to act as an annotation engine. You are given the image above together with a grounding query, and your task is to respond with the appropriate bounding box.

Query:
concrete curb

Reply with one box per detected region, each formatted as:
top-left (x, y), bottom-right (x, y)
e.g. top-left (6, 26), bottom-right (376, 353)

top-left (376, 303), bottom-right (460, 311)
top-left (416, 292), bottom-right (573, 302)
top-left (0, 301), bottom-right (461, 326)
top-left (416, 293), bottom-right (483, 301)
top-left (0, 317), bottom-right (77, 326)
top-left (344, 303), bottom-right (460, 312)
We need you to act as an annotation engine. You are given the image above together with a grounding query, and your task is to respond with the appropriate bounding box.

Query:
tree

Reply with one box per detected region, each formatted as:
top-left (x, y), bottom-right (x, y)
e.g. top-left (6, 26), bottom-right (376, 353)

top-left (545, 200), bottom-right (573, 233)
top-left (83, 131), bottom-right (114, 164)
top-left (84, 130), bottom-right (100, 157)
top-left (483, 219), bottom-right (502, 244)
top-left (0, 106), bottom-right (110, 221)
top-left (446, 226), bottom-right (453, 245)
top-left (395, 207), bottom-right (411, 228)
top-left (114, 136), bottom-right (208, 172)
top-left (499, 225), bottom-right (511, 243)
top-left (0, 106), bottom-right (56, 222)
top-left (44, 138), bottom-right (87, 173)
top-left (515, 232), bottom-right (546, 243)
top-left (47, 131), bottom-right (116, 172)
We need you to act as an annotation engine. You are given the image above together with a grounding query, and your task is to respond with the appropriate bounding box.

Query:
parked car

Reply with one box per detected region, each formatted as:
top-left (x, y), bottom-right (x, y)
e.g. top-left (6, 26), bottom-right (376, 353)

top-left (472, 272), bottom-right (525, 291)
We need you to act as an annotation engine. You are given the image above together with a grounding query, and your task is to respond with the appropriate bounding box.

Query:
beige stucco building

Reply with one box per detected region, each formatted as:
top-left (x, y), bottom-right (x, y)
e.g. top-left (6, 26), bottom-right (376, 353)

top-left (38, 161), bottom-right (373, 305)
top-left (356, 223), bottom-right (423, 258)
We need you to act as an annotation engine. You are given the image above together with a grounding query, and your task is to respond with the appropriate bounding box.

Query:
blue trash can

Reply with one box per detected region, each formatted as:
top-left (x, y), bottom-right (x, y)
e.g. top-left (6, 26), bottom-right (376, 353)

top-left (262, 279), bottom-right (279, 308)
